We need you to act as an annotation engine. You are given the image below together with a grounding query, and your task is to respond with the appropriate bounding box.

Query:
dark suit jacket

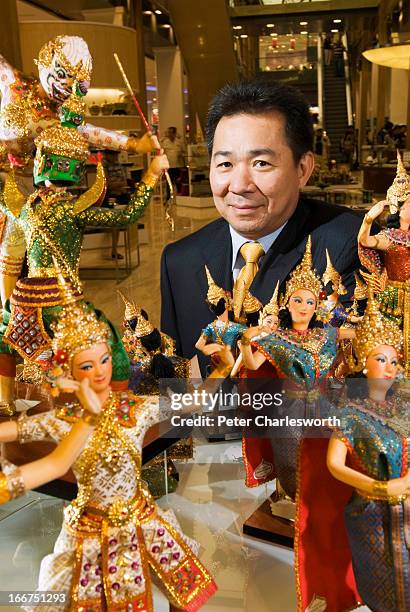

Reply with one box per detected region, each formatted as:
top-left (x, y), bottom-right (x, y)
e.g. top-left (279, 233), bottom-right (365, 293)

top-left (160, 197), bottom-right (362, 373)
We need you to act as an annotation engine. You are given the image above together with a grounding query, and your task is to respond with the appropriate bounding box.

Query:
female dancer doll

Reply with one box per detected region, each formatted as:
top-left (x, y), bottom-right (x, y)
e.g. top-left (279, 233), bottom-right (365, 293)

top-left (240, 236), bottom-right (354, 495)
top-left (195, 266), bottom-right (246, 371)
top-left (0, 275), bottom-right (218, 611)
top-left (358, 150), bottom-right (410, 374)
top-left (296, 288), bottom-right (408, 612)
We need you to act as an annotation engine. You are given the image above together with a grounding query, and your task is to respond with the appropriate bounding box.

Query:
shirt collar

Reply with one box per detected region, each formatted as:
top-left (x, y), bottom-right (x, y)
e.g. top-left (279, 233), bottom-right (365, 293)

top-left (229, 223), bottom-right (287, 271)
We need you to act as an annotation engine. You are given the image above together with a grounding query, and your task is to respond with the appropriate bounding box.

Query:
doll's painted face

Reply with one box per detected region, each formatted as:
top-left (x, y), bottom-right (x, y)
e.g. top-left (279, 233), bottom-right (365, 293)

top-left (72, 342), bottom-right (112, 394)
top-left (365, 345), bottom-right (399, 388)
top-left (288, 289), bottom-right (316, 328)
top-left (39, 58), bottom-right (90, 103)
top-left (262, 314), bottom-right (278, 332)
top-left (399, 196), bottom-right (410, 226)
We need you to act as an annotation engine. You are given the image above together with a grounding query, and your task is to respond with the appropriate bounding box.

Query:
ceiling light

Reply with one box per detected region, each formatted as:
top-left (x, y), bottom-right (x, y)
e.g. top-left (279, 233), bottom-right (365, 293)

top-left (155, 9), bottom-right (162, 15)
top-left (331, 29), bottom-right (339, 33)
top-left (333, 19), bottom-right (342, 23)
top-left (267, 23), bottom-right (275, 28)
top-left (160, 24), bottom-right (171, 28)
top-left (300, 21), bottom-right (307, 25)
top-left (143, 10), bottom-right (152, 15)
top-left (232, 25), bottom-right (242, 30)
top-left (240, 34), bottom-right (248, 38)
top-left (300, 31), bottom-right (308, 35)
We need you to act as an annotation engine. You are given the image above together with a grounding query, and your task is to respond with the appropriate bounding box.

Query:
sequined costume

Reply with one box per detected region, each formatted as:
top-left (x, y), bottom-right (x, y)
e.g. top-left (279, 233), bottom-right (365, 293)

top-left (201, 320), bottom-right (246, 351)
top-left (359, 227), bottom-right (410, 374)
top-left (15, 391), bottom-right (217, 611)
top-left (242, 327), bottom-right (338, 494)
top-left (0, 50), bottom-right (138, 297)
top-left (0, 181), bottom-right (154, 384)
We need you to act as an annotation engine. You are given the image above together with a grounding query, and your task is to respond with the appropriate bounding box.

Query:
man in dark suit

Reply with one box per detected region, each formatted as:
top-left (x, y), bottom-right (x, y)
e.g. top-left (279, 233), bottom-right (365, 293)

top-left (161, 80), bottom-right (362, 373)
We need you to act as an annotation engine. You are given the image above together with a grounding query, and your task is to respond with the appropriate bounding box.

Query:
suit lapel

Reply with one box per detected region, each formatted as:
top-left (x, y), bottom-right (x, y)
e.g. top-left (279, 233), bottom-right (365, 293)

top-left (195, 220), bottom-right (233, 299)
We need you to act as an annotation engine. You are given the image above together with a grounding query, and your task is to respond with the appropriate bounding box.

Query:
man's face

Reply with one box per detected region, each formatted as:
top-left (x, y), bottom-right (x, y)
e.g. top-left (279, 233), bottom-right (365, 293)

top-left (209, 112), bottom-right (314, 239)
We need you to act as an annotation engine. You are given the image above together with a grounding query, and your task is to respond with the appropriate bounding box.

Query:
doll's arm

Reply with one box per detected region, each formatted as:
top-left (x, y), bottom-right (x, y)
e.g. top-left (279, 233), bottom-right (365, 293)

top-left (338, 328), bottom-right (355, 340)
top-left (358, 201), bottom-right (390, 250)
top-left (76, 154), bottom-right (168, 227)
top-left (240, 328), bottom-right (267, 370)
top-left (0, 54), bottom-right (16, 96)
top-left (79, 125), bottom-right (159, 154)
top-left (0, 420), bottom-right (18, 442)
top-left (0, 418), bottom-right (96, 504)
top-left (327, 434), bottom-right (410, 497)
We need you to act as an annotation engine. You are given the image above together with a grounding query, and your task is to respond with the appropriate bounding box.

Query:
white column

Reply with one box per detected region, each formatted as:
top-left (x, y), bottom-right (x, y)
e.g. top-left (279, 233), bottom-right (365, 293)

top-left (154, 46), bottom-right (185, 136)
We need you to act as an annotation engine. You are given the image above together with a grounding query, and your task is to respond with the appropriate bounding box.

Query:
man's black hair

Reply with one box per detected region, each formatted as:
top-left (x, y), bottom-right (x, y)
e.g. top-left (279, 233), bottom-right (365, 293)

top-left (206, 79), bottom-right (314, 164)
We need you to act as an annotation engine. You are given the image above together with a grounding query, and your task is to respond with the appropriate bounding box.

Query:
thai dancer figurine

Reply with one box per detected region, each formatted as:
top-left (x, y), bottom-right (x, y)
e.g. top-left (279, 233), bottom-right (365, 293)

top-left (0, 274), bottom-right (217, 611)
top-left (317, 248), bottom-right (361, 326)
top-left (358, 150), bottom-right (410, 374)
top-left (295, 288), bottom-right (408, 612)
top-left (0, 87), bottom-right (168, 414)
top-left (0, 35), bottom-right (157, 304)
top-left (195, 266), bottom-right (246, 371)
top-left (119, 291), bottom-right (189, 395)
top-left (240, 236), bottom-right (354, 494)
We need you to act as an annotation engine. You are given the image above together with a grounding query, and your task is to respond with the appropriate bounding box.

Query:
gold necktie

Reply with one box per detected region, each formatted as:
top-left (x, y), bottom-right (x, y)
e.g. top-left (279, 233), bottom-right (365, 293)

top-left (233, 241), bottom-right (264, 319)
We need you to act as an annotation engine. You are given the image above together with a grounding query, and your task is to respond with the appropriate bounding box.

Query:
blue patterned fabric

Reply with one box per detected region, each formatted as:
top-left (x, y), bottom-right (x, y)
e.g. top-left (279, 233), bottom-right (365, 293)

top-left (202, 321), bottom-right (246, 349)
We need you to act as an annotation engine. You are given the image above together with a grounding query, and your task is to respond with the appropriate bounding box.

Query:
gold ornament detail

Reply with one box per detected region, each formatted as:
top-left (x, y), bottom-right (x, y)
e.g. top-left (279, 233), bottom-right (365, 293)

top-left (322, 249), bottom-right (346, 295)
top-left (74, 161), bottom-right (106, 214)
top-left (386, 150), bottom-right (410, 214)
top-left (51, 260), bottom-right (110, 363)
top-left (242, 287), bottom-right (262, 314)
top-left (205, 266), bottom-right (230, 307)
top-left (281, 236), bottom-right (323, 306)
top-left (118, 289), bottom-right (140, 321)
top-left (35, 36), bottom-right (92, 82)
top-left (34, 123), bottom-right (89, 163)
top-left (351, 285), bottom-right (403, 371)
top-left (353, 271), bottom-right (368, 301)
top-left (261, 281), bottom-right (280, 319)
top-left (3, 168), bottom-right (26, 217)
top-left (134, 312), bottom-right (155, 338)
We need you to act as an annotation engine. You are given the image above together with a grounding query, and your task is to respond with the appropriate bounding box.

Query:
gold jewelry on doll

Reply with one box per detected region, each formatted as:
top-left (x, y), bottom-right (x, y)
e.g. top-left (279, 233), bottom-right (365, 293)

top-left (34, 122), bottom-right (89, 165)
top-left (7, 468), bottom-right (25, 499)
top-left (322, 249), bottom-right (346, 295)
top-left (35, 36), bottom-right (92, 82)
top-left (281, 235), bottom-right (323, 306)
top-left (117, 290), bottom-right (140, 321)
top-left (351, 285), bottom-right (403, 371)
top-left (353, 272), bottom-right (367, 301)
top-left (372, 480), bottom-right (388, 497)
top-left (240, 335), bottom-right (252, 347)
top-left (141, 172), bottom-right (158, 189)
top-left (260, 281), bottom-right (280, 321)
top-left (364, 213), bottom-right (373, 225)
top-left (205, 266), bottom-right (231, 308)
top-left (51, 262), bottom-right (110, 365)
top-left (0, 473), bottom-right (11, 504)
top-left (81, 411), bottom-right (100, 427)
top-left (386, 150), bottom-right (410, 214)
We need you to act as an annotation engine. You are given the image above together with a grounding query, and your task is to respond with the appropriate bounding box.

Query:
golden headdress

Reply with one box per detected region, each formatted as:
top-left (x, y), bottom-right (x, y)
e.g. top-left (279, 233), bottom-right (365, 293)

top-left (242, 289), bottom-right (262, 314)
top-left (353, 272), bottom-right (367, 301)
top-left (36, 35), bottom-right (92, 82)
top-left (51, 265), bottom-right (110, 365)
top-left (134, 312), bottom-right (155, 338)
top-left (322, 249), bottom-right (346, 295)
top-left (117, 290), bottom-right (140, 322)
top-left (386, 150), bottom-right (410, 214)
top-left (351, 285), bottom-right (403, 371)
top-left (260, 281), bottom-right (280, 319)
top-left (205, 266), bottom-right (230, 308)
top-left (281, 236), bottom-right (323, 306)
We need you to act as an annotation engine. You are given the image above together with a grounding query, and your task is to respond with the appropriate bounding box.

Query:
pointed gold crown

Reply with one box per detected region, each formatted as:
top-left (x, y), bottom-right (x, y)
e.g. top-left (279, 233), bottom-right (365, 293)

top-left (134, 311), bottom-right (155, 338)
top-left (205, 266), bottom-right (230, 308)
top-left (386, 150), bottom-right (410, 214)
top-left (322, 249), bottom-right (346, 295)
top-left (51, 260), bottom-right (109, 362)
top-left (353, 272), bottom-right (367, 301)
top-left (351, 285), bottom-right (403, 371)
top-left (118, 289), bottom-right (140, 321)
top-left (242, 289), bottom-right (262, 314)
top-left (261, 281), bottom-right (280, 319)
top-left (281, 236), bottom-right (323, 306)
top-left (36, 35), bottom-right (92, 82)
